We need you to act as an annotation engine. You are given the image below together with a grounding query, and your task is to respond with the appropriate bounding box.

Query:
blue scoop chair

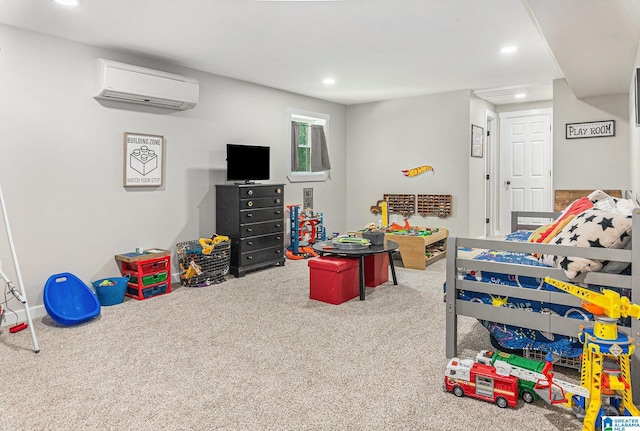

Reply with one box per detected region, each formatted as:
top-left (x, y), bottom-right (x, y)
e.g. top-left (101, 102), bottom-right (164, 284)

top-left (44, 272), bottom-right (101, 326)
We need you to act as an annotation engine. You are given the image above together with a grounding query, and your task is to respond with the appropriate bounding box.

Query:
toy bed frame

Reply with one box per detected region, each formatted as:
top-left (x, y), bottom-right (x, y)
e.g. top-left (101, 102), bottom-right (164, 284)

top-left (445, 210), bottom-right (640, 398)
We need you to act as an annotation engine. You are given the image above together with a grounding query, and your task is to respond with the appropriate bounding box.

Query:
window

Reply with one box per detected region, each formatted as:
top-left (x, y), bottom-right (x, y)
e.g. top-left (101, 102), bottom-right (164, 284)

top-left (286, 109), bottom-right (331, 182)
top-left (293, 118), bottom-right (313, 172)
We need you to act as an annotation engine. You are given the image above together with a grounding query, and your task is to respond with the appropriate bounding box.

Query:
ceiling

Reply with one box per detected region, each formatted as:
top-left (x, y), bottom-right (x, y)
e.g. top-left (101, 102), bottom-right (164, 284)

top-left (527, 0), bottom-right (640, 100)
top-left (0, 0), bottom-right (638, 105)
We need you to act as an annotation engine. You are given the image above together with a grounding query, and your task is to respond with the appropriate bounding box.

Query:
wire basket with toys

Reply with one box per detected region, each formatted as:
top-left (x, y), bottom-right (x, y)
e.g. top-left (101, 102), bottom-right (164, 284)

top-left (176, 235), bottom-right (231, 287)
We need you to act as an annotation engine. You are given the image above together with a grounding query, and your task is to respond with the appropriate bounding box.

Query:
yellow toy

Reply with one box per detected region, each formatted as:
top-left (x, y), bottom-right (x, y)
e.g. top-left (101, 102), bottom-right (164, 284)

top-left (199, 235), bottom-right (230, 255)
top-left (545, 277), bottom-right (640, 431)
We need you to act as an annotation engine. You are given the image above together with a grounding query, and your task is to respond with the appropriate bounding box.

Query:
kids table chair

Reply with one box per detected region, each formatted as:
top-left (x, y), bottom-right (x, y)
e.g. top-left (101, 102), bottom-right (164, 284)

top-left (44, 272), bottom-right (100, 326)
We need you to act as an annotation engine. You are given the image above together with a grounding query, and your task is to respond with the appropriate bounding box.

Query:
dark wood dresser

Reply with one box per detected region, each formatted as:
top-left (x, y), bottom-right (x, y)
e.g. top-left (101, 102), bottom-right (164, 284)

top-left (215, 184), bottom-right (285, 277)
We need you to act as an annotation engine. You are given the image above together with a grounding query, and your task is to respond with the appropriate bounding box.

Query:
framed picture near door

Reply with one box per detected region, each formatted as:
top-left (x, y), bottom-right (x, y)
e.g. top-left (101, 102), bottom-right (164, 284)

top-left (471, 124), bottom-right (484, 158)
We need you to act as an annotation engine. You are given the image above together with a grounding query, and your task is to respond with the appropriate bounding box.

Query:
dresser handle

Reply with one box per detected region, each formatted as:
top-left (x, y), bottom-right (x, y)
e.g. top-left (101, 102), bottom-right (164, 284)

top-left (275, 198), bottom-right (281, 204)
top-left (275, 210), bottom-right (281, 215)
top-left (247, 228), bottom-right (253, 233)
top-left (247, 213), bottom-right (253, 218)
top-left (247, 255), bottom-right (253, 260)
top-left (247, 241), bottom-right (253, 245)
top-left (276, 249), bottom-right (282, 254)
top-left (275, 223), bottom-right (281, 228)
top-left (276, 236), bottom-right (281, 240)
top-left (247, 201), bottom-right (253, 207)
top-left (248, 190), bottom-right (254, 196)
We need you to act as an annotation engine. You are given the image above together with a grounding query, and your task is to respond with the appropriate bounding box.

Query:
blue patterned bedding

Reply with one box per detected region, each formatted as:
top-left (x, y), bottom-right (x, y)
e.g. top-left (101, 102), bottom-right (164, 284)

top-left (458, 230), bottom-right (591, 358)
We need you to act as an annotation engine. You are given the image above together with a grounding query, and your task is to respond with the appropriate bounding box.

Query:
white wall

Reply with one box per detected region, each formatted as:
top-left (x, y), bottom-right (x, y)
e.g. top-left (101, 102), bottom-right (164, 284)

top-left (631, 45), bottom-right (640, 196)
top-left (345, 90), bottom-right (472, 237)
top-left (553, 78), bottom-right (630, 192)
top-left (0, 25), bottom-right (347, 320)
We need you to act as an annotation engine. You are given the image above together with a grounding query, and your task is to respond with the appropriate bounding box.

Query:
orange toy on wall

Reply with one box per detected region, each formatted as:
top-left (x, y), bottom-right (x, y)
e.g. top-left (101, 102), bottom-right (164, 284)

top-left (401, 165), bottom-right (434, 177)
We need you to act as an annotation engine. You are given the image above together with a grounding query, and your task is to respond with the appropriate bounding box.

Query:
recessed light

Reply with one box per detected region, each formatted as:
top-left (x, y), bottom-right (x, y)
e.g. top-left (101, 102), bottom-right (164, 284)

top-left (515, 93), bottom-right (526, 99)
top-left (53, 0), bottom-right (80, 6)
top-left (501, 46), bottom-right (517, 54)
top-left (323, 78), bottom-right (336, 85)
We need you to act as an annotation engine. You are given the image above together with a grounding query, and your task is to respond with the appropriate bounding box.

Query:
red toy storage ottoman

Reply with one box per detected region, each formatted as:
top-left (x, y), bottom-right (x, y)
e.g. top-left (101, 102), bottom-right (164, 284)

top-left (308, 257), bottom-right (359, 304)
top-left (364, 253), bottom-right (389, 287)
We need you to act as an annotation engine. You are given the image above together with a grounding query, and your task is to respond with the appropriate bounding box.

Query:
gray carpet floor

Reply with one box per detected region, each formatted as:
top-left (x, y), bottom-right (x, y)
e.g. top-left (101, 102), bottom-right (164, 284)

top-left (0, 258), bottom-right (584, 430)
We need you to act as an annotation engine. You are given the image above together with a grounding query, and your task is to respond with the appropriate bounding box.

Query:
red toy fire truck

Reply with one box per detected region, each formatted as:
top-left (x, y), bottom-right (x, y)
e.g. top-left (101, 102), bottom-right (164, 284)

top-left (444, 357), bottom-right (519, 408)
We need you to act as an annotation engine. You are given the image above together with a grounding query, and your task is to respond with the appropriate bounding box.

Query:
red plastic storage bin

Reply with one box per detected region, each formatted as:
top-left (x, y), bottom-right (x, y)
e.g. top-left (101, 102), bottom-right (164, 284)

top-left (364, 253), bottom-right (389, 287)
top-left (308, 257), bottom-right (359, 305)
top-left (115, 252), bottom-right (172, 301)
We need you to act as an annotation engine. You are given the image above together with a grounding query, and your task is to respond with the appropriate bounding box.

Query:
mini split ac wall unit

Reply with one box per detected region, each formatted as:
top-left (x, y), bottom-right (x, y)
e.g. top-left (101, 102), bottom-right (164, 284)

top-left (93, 58), bottom-right (199, 110)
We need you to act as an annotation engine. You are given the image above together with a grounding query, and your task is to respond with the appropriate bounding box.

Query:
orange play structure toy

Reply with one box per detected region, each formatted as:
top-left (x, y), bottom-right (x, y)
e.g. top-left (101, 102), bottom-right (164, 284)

top-left (286, 204), bottom-right (326, 260)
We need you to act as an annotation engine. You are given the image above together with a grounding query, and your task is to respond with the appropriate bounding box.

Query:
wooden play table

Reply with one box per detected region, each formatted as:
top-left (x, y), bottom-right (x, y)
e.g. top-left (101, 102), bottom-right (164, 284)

top-left (384, 228), bottom-right (448, 270)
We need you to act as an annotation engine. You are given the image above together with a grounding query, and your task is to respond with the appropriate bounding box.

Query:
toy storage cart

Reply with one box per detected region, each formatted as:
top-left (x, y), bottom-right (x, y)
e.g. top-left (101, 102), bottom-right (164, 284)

top-left (115, 249), bottom-right (171, 300)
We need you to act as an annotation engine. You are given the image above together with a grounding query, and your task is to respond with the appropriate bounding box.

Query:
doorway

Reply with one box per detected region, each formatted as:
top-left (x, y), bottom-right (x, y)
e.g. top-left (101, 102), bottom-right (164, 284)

top-left (497, 108), bottom-right (553, 234)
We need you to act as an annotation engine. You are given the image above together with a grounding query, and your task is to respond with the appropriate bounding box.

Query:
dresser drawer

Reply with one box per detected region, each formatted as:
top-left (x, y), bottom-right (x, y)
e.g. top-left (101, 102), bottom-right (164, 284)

top-left (240, 196), bottom-right (283, 210)
top-left (240, 186), bottom-right (284, 199)
top-left (240, 207), bottom-right (284, 223)
top-left (240, 246), bottom-right (284, 265)
top-left (241, 220), bottom-right (284, 237)
top-left (240, 233), bottom-right (284, 252)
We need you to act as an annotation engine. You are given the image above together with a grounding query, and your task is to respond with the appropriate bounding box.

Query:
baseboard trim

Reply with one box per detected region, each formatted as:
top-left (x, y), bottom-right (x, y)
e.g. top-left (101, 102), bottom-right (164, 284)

top-left (1, 304), bottom-right (46, 327)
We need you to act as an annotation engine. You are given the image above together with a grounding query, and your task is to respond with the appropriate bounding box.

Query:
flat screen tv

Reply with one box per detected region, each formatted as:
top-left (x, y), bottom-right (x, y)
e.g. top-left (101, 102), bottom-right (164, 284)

top-left (226, 144), bottom-right (270, 183)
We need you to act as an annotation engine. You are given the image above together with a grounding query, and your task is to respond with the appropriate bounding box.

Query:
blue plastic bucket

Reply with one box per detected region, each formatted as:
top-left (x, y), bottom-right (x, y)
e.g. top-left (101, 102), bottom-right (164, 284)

top-left (92, 275), bottom-right (129, 306)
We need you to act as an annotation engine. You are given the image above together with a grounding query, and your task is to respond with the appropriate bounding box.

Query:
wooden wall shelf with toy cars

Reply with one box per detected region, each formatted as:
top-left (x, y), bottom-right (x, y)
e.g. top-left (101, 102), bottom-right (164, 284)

top-left (417, 194), bottom-right (452, 218)
top-left (370, 193), bottom-right (453, 219)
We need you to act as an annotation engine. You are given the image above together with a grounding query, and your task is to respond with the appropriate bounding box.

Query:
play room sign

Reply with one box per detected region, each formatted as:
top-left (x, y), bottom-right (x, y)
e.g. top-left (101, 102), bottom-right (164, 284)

top-left (565, 120), bottom-right (615, 139)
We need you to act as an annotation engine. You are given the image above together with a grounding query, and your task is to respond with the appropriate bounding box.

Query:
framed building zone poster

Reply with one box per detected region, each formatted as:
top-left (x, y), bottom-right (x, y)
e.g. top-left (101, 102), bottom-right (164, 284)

top-left (123, 132), bottom-right (164, 187)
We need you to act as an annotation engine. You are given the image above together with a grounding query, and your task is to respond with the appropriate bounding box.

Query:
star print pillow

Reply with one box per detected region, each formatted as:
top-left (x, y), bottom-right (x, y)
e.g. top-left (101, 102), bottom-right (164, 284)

top-left (539, 208), bottom-right (632, 279)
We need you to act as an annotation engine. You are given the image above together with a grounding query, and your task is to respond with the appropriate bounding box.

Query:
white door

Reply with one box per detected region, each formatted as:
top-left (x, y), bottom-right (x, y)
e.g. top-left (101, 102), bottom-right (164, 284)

top-left (499, 109), bottom-right (552, 233)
